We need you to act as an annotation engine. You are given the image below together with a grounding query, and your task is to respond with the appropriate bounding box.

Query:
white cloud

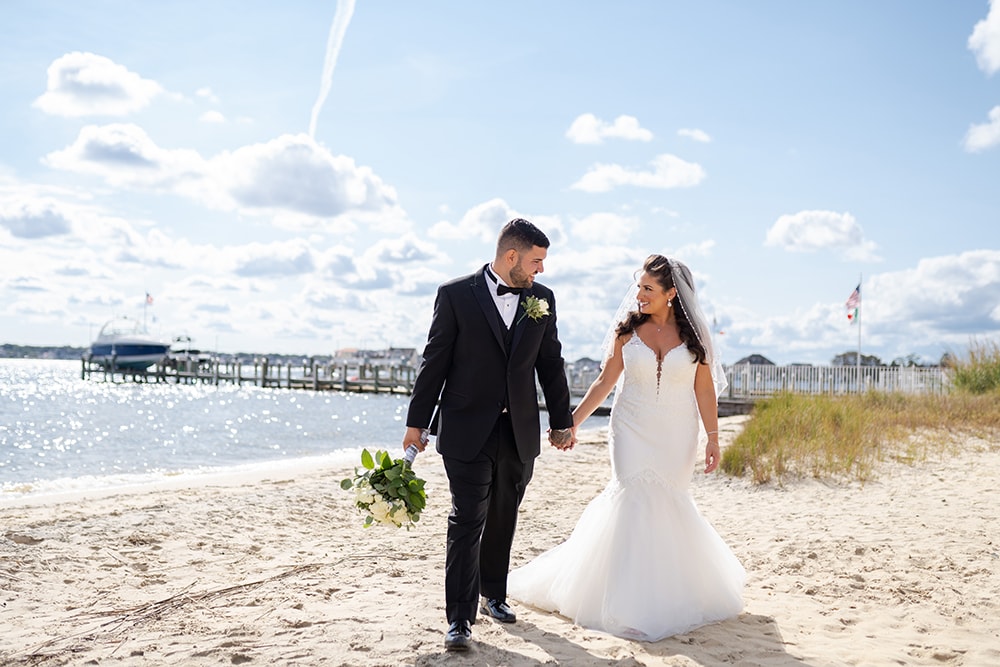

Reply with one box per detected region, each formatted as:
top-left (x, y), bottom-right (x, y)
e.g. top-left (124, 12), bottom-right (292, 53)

top-left (0, 198), bottom-right (73, 238)
top-left (672, 239), bottom-right (716, 261)
top-left (969, 0), bottom-right (1000, 75)
top-left (33, 52), bottom-right (163, 117)
top-left (199, 110), bottom-right (226, 123)
top-left (366, 233), bottom-right (440, 264)
top-left (566, 113), bottom-right (653, 144)
top-left (228, 240), bottom-right (316, 277)
top-left (45, 128), bottom-right (407, 230)
top-left (210, 134), bottom-right (405, 230)
top-left (964, 105), bottom-right (1000, 152)
top-left (195, 87), bottom-right (220, 103)
top-left (871, 250), bottom-right (1000, 327)
top-left (702, 248), bottom-right (1000, 362)
top-left (43, 123), bottom-right (206, 188)
top-left (428, 198), bottom-right (515, 243)
top-left (765, 210), bottom-right (880, 261)
top-left (571, 154), bottom-right (706, 193)
top-left (571, 212), bottom-right (640, 245)
top-left (677, 128), bottom-right (712, 143)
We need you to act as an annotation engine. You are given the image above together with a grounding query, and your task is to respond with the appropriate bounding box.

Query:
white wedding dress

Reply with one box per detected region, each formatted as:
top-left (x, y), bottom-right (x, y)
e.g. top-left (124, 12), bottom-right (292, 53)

top-left (508, 335), bottom-right (745, 641)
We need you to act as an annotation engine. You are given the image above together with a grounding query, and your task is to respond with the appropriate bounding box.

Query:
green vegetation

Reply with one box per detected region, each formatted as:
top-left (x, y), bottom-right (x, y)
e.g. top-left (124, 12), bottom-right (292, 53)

top-left (947, 338), bottom-right (1000, 395)
top-left (721, 341), bottom-right (1000, 484)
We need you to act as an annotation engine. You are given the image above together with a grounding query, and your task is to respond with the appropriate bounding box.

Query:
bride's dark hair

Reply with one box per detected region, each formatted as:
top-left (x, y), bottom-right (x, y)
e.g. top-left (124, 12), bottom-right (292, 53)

top-left (615, 254), bottom-right (707, 364)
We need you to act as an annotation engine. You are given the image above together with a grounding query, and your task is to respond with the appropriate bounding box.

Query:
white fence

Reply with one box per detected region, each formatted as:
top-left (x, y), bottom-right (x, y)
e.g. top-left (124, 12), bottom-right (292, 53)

top-left (722, 364), bottom-right (949, 399)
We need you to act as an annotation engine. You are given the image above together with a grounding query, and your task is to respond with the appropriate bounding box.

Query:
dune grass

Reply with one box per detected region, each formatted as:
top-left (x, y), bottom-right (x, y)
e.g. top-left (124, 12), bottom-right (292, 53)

top-left (720, 341), bottom-right (1000, 484)
top-left (949, 338), bottom-right (1000, 394)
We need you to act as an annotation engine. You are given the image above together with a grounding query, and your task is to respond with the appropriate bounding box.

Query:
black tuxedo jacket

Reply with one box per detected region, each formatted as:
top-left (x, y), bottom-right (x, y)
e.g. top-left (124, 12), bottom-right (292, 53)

top-left (406, 265), bottom-right (573, 463)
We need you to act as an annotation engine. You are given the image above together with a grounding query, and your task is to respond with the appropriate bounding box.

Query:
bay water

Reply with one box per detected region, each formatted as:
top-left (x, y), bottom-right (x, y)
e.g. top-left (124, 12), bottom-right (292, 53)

top-left (1, 359), bottom-right (608, 501)
top-left (0, 359), bottom-right (412, 499)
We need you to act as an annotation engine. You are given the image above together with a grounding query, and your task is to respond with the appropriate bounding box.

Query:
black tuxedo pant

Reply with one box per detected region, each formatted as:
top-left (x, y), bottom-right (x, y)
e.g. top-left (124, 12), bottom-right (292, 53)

top-left (442, 412), bottom-right (534, 623)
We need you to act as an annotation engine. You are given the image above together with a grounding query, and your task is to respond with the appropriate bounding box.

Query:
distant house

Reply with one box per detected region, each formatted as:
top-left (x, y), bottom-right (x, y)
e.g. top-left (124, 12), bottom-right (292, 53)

top-left (572, 356), bottom-right (602, 372)
top-left (732, 354), bottom-right (776, 366)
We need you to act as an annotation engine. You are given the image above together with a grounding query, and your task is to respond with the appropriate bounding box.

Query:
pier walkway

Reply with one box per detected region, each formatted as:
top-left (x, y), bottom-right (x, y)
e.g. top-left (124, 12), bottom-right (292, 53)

top-left (81, 357), bottom-right (948, 419)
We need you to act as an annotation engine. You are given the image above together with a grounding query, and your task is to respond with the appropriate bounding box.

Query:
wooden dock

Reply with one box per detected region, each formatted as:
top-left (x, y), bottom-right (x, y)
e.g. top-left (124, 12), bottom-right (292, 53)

top-left (80, 355), bottom-right (760, 418)
top-left (81, 356), bottom-right (417, 394)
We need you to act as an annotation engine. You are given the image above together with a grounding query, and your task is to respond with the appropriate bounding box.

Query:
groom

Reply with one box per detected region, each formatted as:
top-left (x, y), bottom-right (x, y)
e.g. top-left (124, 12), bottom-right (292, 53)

top-left (403, 218), bottom-right (576, 651)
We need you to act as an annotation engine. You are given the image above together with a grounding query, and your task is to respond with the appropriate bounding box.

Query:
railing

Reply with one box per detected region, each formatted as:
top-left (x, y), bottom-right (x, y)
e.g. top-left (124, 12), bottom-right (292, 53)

top-left (721, 364), bottom-right (949, 399)
top-left (564, 364), bottom-right (949, 401)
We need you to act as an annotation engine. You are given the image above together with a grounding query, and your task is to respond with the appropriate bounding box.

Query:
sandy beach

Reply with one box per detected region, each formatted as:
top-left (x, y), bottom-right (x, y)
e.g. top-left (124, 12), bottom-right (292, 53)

top-left (2, 415), bottom-right (999, 666)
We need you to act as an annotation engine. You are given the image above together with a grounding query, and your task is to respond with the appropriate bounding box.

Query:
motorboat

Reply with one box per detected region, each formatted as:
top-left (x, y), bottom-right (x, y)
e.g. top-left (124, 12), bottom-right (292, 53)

top-left (165, 335), bottom-right (215, 370)
top-left (88, 317), bottom-right (170, 370)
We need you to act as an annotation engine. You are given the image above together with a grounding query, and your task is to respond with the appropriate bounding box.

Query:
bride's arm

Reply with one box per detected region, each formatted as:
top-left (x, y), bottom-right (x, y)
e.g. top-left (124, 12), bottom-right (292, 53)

top-left (571, 335), bottom-right (626, 428)
top-left (694, 362), bottom-right (721, 473)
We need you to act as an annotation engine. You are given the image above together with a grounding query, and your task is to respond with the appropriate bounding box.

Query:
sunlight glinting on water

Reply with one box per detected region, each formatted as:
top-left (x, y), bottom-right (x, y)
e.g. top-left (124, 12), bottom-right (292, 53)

top-left (0, 359), bottom-right (410, 496)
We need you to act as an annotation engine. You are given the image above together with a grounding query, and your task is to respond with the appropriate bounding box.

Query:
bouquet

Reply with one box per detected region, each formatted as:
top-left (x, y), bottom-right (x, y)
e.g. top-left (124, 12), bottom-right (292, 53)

top-left (340, 447), bottom-right (427, 529)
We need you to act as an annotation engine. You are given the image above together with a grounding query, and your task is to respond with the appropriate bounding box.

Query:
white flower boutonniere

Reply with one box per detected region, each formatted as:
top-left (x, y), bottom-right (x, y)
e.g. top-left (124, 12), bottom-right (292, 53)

top-left (518, 295), bottom-right (550, 324)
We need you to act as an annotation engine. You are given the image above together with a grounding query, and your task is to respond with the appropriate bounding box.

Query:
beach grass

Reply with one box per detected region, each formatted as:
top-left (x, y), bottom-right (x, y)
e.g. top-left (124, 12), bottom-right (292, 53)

top-left (720, 343), bottom-right (1000, 484)
top-left (947, 338), bottom-right (1000, 394)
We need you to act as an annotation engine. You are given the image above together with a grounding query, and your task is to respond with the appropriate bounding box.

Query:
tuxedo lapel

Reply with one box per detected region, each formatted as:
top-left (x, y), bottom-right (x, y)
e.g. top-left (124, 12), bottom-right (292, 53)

top-left (509, 290), bottom-right (531, 355)
top-left (471, 268), bottom-right (507, 355)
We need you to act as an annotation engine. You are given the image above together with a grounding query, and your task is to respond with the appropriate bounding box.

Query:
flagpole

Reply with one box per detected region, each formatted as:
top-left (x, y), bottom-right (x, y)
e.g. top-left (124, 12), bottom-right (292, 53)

top-left (856, 273), bottom-right (862, 382)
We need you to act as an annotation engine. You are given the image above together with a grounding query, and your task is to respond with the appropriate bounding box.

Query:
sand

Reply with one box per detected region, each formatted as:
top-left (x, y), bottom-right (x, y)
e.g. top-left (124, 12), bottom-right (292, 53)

top-left (2, 415), bottom-right (999, 666)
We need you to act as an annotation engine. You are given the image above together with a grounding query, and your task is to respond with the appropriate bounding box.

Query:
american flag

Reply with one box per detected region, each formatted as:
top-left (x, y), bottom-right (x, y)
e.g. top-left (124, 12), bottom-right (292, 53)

top-left (845, 285), bottom-right (860, 323)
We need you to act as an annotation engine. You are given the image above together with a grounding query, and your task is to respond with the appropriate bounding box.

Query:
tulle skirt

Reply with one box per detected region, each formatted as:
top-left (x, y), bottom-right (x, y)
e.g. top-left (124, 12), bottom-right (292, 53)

top-left (508, 471), bottom-right (745, 641)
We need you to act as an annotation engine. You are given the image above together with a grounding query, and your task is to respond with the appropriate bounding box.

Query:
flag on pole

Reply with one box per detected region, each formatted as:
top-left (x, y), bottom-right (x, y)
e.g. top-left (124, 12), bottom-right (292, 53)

top-left (845, 284), bottom-right (860, 323)
top-left (146, 292), bottom-right (154, 305)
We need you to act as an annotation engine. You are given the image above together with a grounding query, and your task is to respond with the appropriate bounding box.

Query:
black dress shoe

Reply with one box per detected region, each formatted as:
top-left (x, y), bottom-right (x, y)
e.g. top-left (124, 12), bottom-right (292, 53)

top-left (481, 598), bottom-right (516, 623)
top-left (444, 620), bottom-right (472, 651)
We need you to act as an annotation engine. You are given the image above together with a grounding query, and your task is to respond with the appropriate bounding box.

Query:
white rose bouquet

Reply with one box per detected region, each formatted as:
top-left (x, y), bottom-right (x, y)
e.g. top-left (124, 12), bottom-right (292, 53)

top-left (340, 448), bottom-right (427, 529)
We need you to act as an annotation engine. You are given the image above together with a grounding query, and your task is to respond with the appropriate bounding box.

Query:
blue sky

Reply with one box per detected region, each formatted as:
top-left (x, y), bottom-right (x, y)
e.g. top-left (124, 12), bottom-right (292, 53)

top-left (1, 1), bottom-right (998, 365)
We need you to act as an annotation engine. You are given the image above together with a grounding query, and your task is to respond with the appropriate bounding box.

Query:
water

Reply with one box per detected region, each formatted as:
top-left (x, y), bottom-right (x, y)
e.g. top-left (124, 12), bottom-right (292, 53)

top-left (0, 359), bottom-right (412, 498)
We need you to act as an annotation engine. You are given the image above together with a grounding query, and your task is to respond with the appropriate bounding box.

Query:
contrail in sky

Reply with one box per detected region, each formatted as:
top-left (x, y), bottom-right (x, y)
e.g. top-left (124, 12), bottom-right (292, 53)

top-left (309, 0), bottom-right (356, 139)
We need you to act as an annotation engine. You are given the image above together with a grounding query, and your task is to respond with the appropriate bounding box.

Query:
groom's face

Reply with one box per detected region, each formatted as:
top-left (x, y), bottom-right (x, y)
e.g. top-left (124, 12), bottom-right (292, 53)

top-left (508, 245), bottom-right (547, 288)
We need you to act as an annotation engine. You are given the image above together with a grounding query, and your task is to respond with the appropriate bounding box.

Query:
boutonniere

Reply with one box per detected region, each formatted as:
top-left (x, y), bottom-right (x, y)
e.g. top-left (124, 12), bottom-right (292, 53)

top-left (517, 295), bottom-right (550, 324)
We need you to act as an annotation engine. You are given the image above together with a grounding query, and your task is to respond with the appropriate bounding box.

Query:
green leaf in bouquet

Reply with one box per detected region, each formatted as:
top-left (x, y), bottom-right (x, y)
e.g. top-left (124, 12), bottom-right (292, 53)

top-left (384, 467), bottom-right (401, 481)
top-left (340, 478), bottom-right (353, 490)
top-left (361, 449), bottom-right (375, 470)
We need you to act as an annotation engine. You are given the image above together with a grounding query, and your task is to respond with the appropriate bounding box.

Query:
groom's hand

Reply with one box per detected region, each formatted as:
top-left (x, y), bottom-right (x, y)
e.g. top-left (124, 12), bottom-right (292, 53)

top-left (549, 427), bottom-right (574, 451)
top-left (403, 426), bottom-right (428, 452)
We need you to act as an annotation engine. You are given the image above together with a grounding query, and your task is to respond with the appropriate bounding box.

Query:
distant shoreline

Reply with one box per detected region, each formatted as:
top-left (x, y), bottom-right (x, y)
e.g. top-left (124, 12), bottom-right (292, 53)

top-left (0, 344), bottom-right (344, 364)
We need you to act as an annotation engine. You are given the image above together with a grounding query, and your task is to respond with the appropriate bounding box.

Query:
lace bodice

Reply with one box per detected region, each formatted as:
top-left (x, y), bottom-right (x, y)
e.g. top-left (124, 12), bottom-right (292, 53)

top-left (615, 334), bottom-right (697, 405)
top-left (608, 334), bottom-right (701, 486)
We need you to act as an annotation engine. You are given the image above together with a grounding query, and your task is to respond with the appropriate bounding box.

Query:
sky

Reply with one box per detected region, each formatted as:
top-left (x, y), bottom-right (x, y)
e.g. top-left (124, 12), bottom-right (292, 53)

top-left (1, 1), bottom-right (999, 366)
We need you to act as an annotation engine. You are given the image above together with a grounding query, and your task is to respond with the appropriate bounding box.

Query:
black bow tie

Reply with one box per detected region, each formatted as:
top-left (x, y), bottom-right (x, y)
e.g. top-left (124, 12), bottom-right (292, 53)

top-left (497, 284), bottom-right (522, 296)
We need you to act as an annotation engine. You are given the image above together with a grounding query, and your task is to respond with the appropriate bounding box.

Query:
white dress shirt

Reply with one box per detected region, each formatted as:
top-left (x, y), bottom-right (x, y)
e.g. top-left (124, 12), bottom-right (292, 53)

top-left (486, 265), bottom-right (519, 329)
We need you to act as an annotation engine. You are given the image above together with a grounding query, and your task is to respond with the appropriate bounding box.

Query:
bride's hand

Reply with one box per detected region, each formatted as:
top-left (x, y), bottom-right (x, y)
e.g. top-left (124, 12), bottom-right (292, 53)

top-left (704, 440), bottom-right (721, 473)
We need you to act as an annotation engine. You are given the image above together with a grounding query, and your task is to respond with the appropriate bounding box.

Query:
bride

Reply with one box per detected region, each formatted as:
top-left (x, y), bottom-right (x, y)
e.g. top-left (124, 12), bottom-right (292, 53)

top-left (507, 254), bottom-right (745, 641)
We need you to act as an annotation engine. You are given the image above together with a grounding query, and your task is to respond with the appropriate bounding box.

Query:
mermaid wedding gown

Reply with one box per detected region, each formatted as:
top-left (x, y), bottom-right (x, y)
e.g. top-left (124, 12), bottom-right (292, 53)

top-left (508, 334), bottom-right (745, 641)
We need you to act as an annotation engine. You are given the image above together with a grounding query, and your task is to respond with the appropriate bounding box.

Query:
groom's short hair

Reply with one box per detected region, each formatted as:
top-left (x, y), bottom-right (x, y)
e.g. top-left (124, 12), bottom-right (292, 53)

top-left (497, 218), bottom-right (550, 254)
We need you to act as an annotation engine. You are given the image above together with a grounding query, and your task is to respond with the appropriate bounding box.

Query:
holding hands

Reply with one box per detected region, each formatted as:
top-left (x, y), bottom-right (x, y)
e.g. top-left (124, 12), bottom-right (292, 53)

top-left (548, 427), bottom-right (576, 451)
